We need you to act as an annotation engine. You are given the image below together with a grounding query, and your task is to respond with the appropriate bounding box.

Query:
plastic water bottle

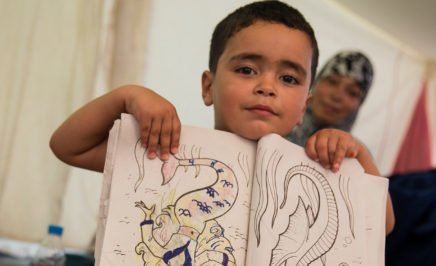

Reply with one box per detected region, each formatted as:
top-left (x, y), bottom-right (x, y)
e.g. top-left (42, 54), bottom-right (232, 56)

top-left (31, 224), bottom-right (66, 266)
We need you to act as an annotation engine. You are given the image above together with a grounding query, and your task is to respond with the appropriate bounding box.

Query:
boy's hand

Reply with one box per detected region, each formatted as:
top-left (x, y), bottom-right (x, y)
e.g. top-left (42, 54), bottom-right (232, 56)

top-left (125, 86), bottom-right (181, 161)
top-left (304, 128), bottom-right (360, 172)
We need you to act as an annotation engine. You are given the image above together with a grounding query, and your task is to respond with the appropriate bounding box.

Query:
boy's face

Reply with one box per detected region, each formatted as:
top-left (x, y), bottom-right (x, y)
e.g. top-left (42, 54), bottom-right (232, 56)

top-left (202, 21), bottom-right (312, 140)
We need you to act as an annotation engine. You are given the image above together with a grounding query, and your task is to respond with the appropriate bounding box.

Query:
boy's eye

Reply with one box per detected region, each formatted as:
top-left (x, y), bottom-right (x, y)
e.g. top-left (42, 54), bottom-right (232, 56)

top-left (235, 67), bottom-right (256, 75)
top-left (281, 75), bottom-right (298, 84)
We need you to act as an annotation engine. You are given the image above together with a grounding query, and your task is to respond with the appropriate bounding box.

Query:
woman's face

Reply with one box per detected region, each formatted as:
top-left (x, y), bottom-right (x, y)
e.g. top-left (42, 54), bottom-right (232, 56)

top-left (311, 74), bottom-right (363, 125)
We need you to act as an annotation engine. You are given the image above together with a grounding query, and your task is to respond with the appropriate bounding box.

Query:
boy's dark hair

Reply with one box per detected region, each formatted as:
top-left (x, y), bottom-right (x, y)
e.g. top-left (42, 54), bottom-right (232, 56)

top-left (209, 0), bottom-right (319, 85)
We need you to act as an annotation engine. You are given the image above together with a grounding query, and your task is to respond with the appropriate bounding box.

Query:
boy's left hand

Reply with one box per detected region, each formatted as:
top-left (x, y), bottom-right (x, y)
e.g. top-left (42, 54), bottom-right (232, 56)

top-left (304, 128), bottom-right (360, 172)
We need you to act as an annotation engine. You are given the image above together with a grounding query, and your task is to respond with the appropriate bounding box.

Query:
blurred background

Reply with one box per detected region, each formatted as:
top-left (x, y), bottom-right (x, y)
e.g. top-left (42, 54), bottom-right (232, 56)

top-left (0, 0), bottom-right (434, 258)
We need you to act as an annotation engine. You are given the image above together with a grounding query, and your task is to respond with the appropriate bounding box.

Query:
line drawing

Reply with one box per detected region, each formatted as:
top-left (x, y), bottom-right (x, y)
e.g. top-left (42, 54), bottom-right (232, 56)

top-left (253, 147), bottom-right (269, 245)
top-left (134, 138), bottom-right (146, 192)
top-left (339, 175), bottom-right (355, 238)
top-left (273, 164), bottom-right (338, 265)
top-left (133, 141), bottom-right (240, 265)
top-left (237, 152), bottom-right (250, 187)
top-left (266, 150), bottom-right (282, 228)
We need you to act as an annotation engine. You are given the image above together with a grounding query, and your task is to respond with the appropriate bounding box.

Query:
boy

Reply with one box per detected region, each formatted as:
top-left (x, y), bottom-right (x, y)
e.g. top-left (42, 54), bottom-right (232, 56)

top-left (50, 0), bottom-right (394, 233)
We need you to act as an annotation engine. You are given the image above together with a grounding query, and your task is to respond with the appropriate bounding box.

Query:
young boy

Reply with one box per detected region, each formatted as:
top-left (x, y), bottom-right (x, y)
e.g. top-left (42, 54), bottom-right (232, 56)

top-left (50, 0), bottom-right (394, 234)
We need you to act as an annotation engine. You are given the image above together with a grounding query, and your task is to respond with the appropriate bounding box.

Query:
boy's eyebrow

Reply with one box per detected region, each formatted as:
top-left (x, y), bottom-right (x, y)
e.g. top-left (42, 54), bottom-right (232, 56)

top-left (229, 52), bottom-right (263, 62)
top-left (230, 53), bottom-right (307, 79)
top-left (280, 59), bottom-right (307, 80)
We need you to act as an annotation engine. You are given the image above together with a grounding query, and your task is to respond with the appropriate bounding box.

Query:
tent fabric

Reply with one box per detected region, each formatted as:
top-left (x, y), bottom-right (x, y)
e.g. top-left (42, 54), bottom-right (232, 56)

top-left (392, 83), bottom-right (432, 175)
top-left (0, 0), bottom-right (104, 248)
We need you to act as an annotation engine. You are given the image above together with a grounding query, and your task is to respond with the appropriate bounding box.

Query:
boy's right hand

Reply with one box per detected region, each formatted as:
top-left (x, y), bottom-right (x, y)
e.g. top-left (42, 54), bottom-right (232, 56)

top-left (124, 86), bottom-right (181, 161)
top-left (50, 84), bottom-right (180, 172)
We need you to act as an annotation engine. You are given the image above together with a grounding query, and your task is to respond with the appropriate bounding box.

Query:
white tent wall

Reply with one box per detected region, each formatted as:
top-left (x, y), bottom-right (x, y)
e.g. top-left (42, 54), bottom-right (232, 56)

top-left (142, 0), bottom-right (432, 176)
top-left (0, 0), bottom-right (105, 251)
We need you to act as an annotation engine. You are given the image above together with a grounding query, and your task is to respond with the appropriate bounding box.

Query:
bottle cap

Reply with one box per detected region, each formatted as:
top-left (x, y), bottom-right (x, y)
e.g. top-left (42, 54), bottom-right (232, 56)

top-left (48, 224), bottom-right (63, 236)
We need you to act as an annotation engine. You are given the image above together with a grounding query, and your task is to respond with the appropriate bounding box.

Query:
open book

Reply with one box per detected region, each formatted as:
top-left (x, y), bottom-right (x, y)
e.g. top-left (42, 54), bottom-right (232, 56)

top-left (95, 113), bottom-right (388, 265)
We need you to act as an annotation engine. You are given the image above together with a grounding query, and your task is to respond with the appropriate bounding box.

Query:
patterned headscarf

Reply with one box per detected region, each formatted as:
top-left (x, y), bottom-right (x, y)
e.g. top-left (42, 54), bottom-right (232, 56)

top-left (287, 50), bottom-right (374, 146)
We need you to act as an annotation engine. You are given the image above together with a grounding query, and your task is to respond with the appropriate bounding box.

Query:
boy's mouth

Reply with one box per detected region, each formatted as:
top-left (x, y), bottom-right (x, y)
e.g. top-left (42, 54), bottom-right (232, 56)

top-left (247, 104), bottom-right (277, 116)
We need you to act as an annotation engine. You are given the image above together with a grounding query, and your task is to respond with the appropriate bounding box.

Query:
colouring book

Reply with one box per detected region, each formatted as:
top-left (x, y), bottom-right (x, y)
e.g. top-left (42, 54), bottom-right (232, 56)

top-left (95, 113), bottom-right (388, 265)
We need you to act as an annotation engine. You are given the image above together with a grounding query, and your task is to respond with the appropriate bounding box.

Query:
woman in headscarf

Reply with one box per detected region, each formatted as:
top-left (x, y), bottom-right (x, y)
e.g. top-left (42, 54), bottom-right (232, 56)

top-left (287, 50), bottom-right (374, 146)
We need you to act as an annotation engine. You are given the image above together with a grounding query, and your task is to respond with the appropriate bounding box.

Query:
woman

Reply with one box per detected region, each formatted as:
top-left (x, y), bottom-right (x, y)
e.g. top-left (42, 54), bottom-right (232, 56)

top-left (288, 50), bottom-right (374, 146)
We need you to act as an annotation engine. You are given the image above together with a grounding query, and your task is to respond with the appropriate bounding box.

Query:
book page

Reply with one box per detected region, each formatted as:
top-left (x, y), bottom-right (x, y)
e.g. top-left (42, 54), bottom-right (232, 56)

top-left (95, 119), bottom-right (120, 265)
top-left (361, 173), bottom-right (388, 266)
top-left (98, 113), bottom-right (257, 265)
top-left (246, 133), bottom-right (388, 266)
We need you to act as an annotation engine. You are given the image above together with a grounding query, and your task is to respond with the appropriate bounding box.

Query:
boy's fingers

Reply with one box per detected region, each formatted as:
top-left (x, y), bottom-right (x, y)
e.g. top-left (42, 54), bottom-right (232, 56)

top-left (346, 142), bottom-right (359, 158)
top-left (147, 118), bottom-right (161, 159)
top-left (140, 118), bottom-right (152, 147)
top-left (158, 117), bottom-right (173, 161)
top-left (304, 135), bottom-right (318, 161)
top-left (327, 135), bottom-right (339, 167)
top-left (305, 129), bottom-right (361, 173)
top-left (315, 136), bottom-right (330, 169)
top-left (332, 139), bottom-right (347, 172)
top-left (347, 148), bottom-right (358, 158)
top-left (170, 115), bottom-right (181, 154)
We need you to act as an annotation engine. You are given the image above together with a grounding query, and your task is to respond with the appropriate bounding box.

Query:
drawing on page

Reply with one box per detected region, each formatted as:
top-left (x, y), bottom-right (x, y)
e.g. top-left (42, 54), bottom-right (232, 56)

top-left (133, 141), bottom-right (240, 265)
top-left (252, 147), bottom-right (342, 266)
top-left (237, 152), bottom-right (251, 187)
top-left (253, 147), bottom-right (270, 245)
top-left (271, 164), bottom-right (339, 266)
top-left (134, 138), bottom-right (146, 192)
top-left (339, 175), bottom-right (355, 238)
top-left (267, 150), bottom-right (283, 228)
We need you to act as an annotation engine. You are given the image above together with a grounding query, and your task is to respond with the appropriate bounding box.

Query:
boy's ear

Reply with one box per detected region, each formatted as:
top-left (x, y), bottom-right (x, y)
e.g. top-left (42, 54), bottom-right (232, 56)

top-left (298, 93), bottom-right (312, 125)
top-left (201, 71), bottom-right (214, 106)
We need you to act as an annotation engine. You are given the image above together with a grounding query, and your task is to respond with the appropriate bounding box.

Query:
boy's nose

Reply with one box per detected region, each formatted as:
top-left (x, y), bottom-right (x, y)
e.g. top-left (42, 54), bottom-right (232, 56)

top-left (254, 76), bottom-right (276, 96)
top-left (254, 86), bottom-right (276, 96)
